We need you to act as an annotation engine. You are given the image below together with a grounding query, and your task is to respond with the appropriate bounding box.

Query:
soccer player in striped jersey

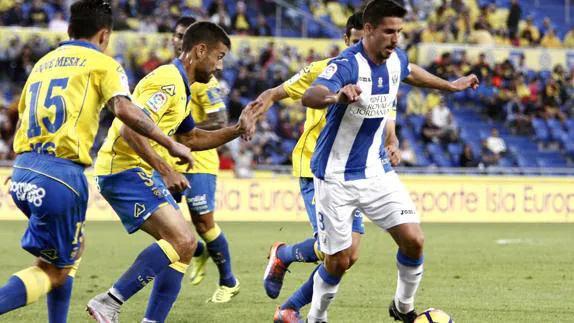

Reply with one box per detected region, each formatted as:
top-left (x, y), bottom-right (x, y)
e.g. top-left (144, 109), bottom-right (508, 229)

top-left (170, 16), bottom-right (240, 303)
top-left (301, 1), bottom-right (478, 322)
top-left (250, 13), bottom-right (370, 322)
top-left (0, 1), bottom-right (193, 322)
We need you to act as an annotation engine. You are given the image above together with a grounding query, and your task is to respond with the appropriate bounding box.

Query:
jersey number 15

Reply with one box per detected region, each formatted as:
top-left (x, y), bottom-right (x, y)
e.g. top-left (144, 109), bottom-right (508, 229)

top-left (27, 77), bottom-right (69, 138)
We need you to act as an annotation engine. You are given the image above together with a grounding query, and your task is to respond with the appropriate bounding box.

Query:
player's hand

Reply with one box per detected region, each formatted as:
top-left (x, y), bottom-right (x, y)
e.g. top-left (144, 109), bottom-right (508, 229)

top-left (162, 170), bottom-right (190, 193)
top-left (385, 145), bottom-right (401, 166)
top-left (336, 84), bottom-right (362, 104)
top-left (168, 141), bottom-right (193, 170)
top-left (238, 103), bottom-right (259, 141)
top-left (451, 74), bottom-right (480, 92)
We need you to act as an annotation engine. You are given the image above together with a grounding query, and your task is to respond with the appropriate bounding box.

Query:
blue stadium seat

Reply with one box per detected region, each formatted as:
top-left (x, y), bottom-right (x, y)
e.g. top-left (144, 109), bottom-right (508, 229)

top-left (565, 143), bottom-right (574, 157)
top-left (427, 143), bottom-right (444, 155)
top-left (537, 157), bottom-right (568, 168)
top-left (565, 118), bottom-right (574, 131)
top-left (498, 157), bottom-right (515, 167)
top-left (516, 156), bottom-right (539, 168)
top-left (447, 143), bottom-right (464, 161)
top-left (531, 118), bottom-right (551, 142)
top-left (432, 153), bottom-right (453, 167)
top-left (281, 139), bottom-right (297, 153)
top-left (415, 155), bottom-right (432, 167)
top-left (408, 115), bottom-right (425, 134)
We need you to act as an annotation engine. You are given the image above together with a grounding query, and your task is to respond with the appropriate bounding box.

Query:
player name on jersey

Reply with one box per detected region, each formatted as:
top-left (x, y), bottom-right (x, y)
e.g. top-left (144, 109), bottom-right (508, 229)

top-left (33, 56), bottom-right (87, 73)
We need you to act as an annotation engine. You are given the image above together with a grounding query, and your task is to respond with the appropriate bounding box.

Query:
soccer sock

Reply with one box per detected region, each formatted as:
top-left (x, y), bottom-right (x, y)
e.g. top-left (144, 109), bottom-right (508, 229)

top-left (277, 238), bottom-right (319, 267)
top-left (193, 240), bottom-right (205, 257)
top-left (109, 240), bottom-right (179, 303)
top-left (307, 264), bottom-right (341, 321)
top-left (395, 250), bottom-right (424, 314)
top-left (0, 267), bottom-right (52, 314)
top-left (47, 258), bottom-right (81, 323)
top-left (201, 224), bottom-right (236, 287)
top-left (144, 262), bottom-right (188, 322)
top-left (281, 265), bottom-right (319, 311)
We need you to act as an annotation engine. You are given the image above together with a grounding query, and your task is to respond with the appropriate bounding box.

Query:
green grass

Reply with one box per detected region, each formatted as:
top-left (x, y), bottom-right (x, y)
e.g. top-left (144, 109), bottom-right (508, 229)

top-left (1, 222), bottom-right (573, 322)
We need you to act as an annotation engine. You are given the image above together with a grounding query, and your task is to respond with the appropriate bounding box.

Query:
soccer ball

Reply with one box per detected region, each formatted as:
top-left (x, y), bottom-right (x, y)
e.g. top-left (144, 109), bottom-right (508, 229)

top-left (414, 308), bottom-right (454, 323)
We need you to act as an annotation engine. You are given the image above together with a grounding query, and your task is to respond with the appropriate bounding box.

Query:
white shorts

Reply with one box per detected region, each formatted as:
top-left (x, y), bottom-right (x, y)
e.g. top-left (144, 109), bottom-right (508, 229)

top-left (314, 171), bottom-right (419, 255)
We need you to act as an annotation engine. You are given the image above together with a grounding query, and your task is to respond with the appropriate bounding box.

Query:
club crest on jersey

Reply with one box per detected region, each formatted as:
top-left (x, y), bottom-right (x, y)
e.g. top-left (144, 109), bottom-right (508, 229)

top-left (391, 72), bottom-right (399, 85)
top-left (319, 63), bottom-right (338, 80)
top-left (146, 91), bottom-right (167, 112)
top-left (377, 77), bottom-right (383, 88)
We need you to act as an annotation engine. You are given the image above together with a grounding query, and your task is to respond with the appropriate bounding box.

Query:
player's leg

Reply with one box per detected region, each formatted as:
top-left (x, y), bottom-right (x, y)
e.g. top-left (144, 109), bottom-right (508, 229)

top-left (264, 177), bottom-right (321, 300)
top-left (88, 169), bottom-right (195, 322)
top-left (306, 178), bottom-right (356, 322)
top-left (360, 172), bottom-right (422, 323)
top-left (0, 161), bottom-right (86, 320)
top-left (47, 258), bottom-right (81, 323)
top-left (186, 173), bottom-right (239, 303)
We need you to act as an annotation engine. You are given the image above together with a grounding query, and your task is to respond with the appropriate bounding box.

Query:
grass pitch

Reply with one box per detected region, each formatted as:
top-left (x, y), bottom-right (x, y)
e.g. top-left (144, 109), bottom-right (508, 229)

top-left (0, 222), bottom-right (573, 322)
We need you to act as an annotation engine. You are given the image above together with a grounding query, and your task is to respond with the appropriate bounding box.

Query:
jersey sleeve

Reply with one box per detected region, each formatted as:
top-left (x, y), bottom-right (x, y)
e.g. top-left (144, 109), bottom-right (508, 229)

top-left (282, 60), bottom-right (326, 100)
top-left (312, 57), bottom-right (356, 94)
top-left (395, 48), bottom-right (411, 81)
top-left (175, 114), bottom-right (196, 134)
top-left (132, 76), bottom-right (177, 124)
top-left (100, 60), bottom-right (131, 104)
top-left (199, 77), bottom-right (226, 114)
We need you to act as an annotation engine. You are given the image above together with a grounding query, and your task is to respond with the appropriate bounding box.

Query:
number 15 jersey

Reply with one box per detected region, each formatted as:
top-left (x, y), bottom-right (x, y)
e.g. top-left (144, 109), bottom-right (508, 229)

top-left (13, 40), bottom-right (131, 166)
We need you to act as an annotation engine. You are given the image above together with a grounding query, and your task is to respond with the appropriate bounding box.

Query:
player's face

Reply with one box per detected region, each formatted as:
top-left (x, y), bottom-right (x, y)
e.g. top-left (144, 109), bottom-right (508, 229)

top-left (344, 28), bottom-right (364, 47)
top-left (172, 24), bottom-right (187, 57)
top-left (195, 41), bottom-right (228, 83)
top-left (365, 17), bottom-right (403, 61)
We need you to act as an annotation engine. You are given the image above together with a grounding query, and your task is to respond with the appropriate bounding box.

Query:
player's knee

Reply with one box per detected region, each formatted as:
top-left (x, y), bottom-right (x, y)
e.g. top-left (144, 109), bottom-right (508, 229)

top-left (403, 232), bottom-right (424, 257)
top-left (191, 213), bottom-right (214, 235)
top-left (349, 250), bottom-right (360, 268)
top-left (327, 251), bottom-right (352, 274)
top-left (36, 262), bottom-right (70, 288)
top-left (172, 230), bottom-right (196, 262)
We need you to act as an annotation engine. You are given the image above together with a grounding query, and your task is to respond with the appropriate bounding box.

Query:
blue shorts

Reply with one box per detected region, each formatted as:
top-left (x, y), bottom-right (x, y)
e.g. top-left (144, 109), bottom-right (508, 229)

top-left (11, 153), bottom-right (88, 268)
top-left (96, 168), bottom-right (178, 234)
top-left (300, 177), bottom-right (365, 235)
top-left (180, 173), bottom-right (216, 216)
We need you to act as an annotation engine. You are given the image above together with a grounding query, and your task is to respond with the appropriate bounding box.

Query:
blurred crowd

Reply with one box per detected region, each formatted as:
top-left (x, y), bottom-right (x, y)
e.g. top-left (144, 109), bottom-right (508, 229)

top-left (0, 0), bottom-right (573, 172)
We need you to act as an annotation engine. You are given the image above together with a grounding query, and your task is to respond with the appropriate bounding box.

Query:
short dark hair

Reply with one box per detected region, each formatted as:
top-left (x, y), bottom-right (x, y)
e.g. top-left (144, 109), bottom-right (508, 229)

top-left (362, 0), bottom-right (407, 27)
top-left (174, 16), bottom-right (197, 29)
top-left (182, 21), bottom-right (231, 52)
top-left (345, 12), bottom-right (364, 37)
top-left (68, 0), bottom-right (113, 39)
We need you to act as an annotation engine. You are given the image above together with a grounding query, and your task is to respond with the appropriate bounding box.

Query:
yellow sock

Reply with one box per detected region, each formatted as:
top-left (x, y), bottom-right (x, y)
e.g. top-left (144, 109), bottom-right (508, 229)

top-left (14, 266), bottom-right (52, 304)
top-left (168, 262), bottom-right (189, 274)
top-left (200, 224), bottom-right (222, 243)
top-left (314, 241), bottom-right (325, 262)
top-left (68, 258), bottom-right (81, 278)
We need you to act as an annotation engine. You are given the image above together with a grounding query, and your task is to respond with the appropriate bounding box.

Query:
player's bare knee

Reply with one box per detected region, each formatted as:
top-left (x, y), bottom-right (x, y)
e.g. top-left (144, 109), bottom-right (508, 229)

top-left (402, 232), bottom-right (424, 258)
top-left (349, 250), bottom-right (360, 268)
top-left (174, 230), bottom-right (195, 262)
top-left (36, 262), bottom-right (70, 288)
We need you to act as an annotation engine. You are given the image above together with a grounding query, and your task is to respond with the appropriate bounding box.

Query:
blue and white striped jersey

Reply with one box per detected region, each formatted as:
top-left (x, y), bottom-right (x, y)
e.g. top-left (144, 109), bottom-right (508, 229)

top-left (311, 41), bottom-right (411, 181)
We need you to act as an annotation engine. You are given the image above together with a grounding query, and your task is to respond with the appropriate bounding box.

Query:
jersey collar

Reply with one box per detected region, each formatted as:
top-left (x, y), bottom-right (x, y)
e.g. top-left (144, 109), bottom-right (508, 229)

top-left (172, 58), bottom-right (191, 99)
top-left (59, 40), bottom-right (101, 52)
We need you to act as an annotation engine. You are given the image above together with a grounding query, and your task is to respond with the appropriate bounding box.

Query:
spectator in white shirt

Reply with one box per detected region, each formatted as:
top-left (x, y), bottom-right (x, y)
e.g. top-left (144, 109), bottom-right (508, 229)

top-left (486, 128), bottom-right (507, 155)
top-left (430, 96), bottom-right (458, 143)
top-left (48, 11), bottom-right (68, 32)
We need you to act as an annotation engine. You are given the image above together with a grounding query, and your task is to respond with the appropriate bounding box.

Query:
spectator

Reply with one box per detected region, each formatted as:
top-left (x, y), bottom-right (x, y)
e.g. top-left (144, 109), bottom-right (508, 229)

top-left (480, 139), bottom-right (500, 166)
top-left (468, 22), bottom-right (494, 45)
top-left (233, 66), bottom-right (251, 97)
top-left (430, 96), bottom-right (458, 142)
top-left (399, 139), bottom-right (417, 167)
top-left (251, 69), bottom-right (269, 96)
top-left (139, 16), bottom-right (158, 33)
top-left (252, 14), bottom-right (272, 36)
top-left (155, 37), bottom-right (172, 64)
top-left (218, 146), bottom-right (235, 170)
top-left (486, 128), bottom-right (507, 155)
top-left (540, 28), bottom-right (562, 48)
top-left (210, 6), bottom-right (231, 33)
top-left (231, 1), bottom-right (251, 34)
top-left (471, 53), bottom-right (493, 82)
top-left (538, 17), bottom-right (553, 38)
top-left (406, 87), bottom-right (427, 116)
top-left (564, 27), bottom-right (574, 48)
top-left (26, 0), bottom-right (49, 27)
top-left (459, 144), bottom-right (479, 167)
top-left (504, 97), bottom-right (531, 135)
top-left (48, 11), bottom-right (68, 32)
top-left (113, 9), bottom-right (132, 31)
top-left (227, 89), bottom-right (244, 123)
top-left (3, 1), bottom-right (25, 26)
top-left (421, 112), bottom-right (442, 143)
top-left (519, 16), bottom-right (540, 45)
top-left (506, 0), bottom-right (521, 39)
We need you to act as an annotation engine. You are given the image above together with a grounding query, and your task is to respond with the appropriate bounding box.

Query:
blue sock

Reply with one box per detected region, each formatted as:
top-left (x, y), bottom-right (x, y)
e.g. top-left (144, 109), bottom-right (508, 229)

top-left (144, 262), bottom-right (187, 322)
top-left (204, 226), bottom-right (236, 287)
top-left (47, 276), bottom-right (73, 323)
top-left (277, 238), bottom-right (319, 267)
top-left (281, 265), bottom-right (320, 311)
top-left (0, 276), bottom-right (27, 314)
top-left (193, 240), bottom-right (205, 257)
top-left (111, 240), bottom-right (177, 302)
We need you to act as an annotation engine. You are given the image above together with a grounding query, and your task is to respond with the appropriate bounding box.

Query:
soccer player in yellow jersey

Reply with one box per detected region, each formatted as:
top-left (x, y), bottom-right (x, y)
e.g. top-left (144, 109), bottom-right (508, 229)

top-left (87, 22), bottom-right (255, 323)
top-left (171, 16), bottom-right (240, 303)
top-left (0, 1), bottom-right (193, 322)
top-left (249, 13), bottom-right (368, 322)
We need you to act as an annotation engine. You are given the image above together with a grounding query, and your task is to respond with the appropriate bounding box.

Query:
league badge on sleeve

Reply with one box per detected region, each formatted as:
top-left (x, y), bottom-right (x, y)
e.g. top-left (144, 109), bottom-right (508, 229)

top-left (146, 91), bottom-right (167, 112)
top-left (319, 63), bottom-right (338, 80)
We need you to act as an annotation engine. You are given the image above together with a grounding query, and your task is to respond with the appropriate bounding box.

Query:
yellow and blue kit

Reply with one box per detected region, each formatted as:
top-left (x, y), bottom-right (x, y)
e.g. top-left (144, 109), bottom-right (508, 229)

top-left (282, 58), bottom-right (364, 235)
top-left (94, 59), bottom-right (195, 233)
top-left (11, 40), bottom-right (131, 267)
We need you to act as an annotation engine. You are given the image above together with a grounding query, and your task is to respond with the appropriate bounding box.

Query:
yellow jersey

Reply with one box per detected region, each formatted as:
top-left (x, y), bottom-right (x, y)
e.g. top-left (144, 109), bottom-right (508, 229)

top-left (283, 58), bottom-right (330, 178)
top-left (14, 40), bottom-right (131, 166)
top-left (94, 59), bottom-right (193, 176)
top-left (171, 76), bottom-right (225, 175)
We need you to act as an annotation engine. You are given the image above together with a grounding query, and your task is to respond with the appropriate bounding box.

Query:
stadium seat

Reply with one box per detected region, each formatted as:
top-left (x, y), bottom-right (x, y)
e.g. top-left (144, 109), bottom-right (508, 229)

top-left (516, 156), bottom-right (539, 168)
top-left (537, 157), bottom-right (568, 168)
top-left (498, 157), bottom-right (515, 167)
top-left (565, 118), bottom-right (574, 131)
top-left (565, 143), bottom-right (574, 157)
top-left (408, 115), bottom-right (425, 135)
top-left (415, 155), bottom-right (432, 167)
top-left (432, 153), bottom-right (453, 167)
top-left (447, 143), bottom-right (464, 161)
top-left (531, 118), bottom-right (551, 143)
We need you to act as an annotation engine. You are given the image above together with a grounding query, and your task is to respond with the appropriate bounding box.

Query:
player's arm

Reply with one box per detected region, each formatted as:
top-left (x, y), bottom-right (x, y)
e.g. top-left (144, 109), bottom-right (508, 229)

top-left (404, 63), bottom-right (479, 92)
top-left (195, 81), bottom-right (228, 130)
top-left (384, 119), bottom-right (401, 166)
top-left (176, 104), bottom-right (257, 151)
top-left (195, 110), bottom-right (227, 130)
top-left (107, 96), bottom-right (192, 165)
top-left (120, 124), bottom-right (189, 192)
top-left (302, 59), bottom-right (360, 109)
